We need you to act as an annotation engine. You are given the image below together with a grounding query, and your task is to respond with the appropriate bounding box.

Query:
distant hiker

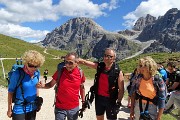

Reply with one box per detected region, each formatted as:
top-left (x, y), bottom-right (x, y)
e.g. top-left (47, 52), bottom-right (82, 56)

top-left (7, 50), bottom-right (45, 120)
top-left (43, 69), bottom-right (48, 83)
top-left (127, 68), bottom-right (139, 108)
top-left (78, 48), bottom-right (124, 120)
top-left (36, 52), bottom-right (86, 120)
top-left (130, 56), bottom-right (166, 120)
top-left (157, 63), bottom-right (167, 82)
top-left (166, 61), bottom-right (180, 92)
top-left (164, 61), bottom-right (180, 113)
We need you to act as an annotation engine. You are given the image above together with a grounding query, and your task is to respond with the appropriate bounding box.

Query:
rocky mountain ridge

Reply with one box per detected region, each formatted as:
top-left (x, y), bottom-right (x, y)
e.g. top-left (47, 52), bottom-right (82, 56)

top-left (40, 8), bottom-right (180, 60)
top-left (41, 17), bottom-right (141, 60)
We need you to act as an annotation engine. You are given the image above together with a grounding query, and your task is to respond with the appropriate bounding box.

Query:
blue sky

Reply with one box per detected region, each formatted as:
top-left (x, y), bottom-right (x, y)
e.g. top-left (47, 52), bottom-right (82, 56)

top-left (0, 0), bottom-right (180, 43)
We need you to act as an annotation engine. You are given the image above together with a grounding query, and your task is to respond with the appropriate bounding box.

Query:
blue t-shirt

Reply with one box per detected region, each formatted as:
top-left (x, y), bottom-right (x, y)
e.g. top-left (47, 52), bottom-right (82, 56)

top-left (158, 68), bottom-right (167, 82)
top-left (8, 69), bottom-right (40, 114)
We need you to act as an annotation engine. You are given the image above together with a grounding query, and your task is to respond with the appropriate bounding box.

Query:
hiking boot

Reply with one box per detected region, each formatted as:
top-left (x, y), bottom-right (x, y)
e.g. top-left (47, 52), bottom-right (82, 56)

top-left (163, 105), bottom-right (175, 114)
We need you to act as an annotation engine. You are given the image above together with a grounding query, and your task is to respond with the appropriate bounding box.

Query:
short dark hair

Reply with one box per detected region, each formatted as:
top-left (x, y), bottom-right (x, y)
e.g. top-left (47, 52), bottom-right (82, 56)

top-left (167, 62), bottom-right (176, 68)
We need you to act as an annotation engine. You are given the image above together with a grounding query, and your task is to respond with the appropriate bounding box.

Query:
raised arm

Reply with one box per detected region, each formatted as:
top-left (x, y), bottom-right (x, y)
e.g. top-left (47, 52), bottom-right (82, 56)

top-left (78, 58), bottom-right (98, 69)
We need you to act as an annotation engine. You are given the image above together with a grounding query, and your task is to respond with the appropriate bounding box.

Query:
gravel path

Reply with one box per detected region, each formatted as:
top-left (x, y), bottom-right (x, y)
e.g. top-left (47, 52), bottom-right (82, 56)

top-left (0, 77), bottom-right (130, 120)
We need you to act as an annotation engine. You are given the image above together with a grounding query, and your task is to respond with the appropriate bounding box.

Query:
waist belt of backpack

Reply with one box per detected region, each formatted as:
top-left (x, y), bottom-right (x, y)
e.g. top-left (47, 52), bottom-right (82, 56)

top-left (136, 92), bottom-right (155, 105)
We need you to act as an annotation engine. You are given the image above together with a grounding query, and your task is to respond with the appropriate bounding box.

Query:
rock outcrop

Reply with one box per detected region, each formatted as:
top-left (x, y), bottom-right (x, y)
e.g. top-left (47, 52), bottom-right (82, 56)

top-left (138, 8), bottom-right (180, 52)
top-left (133, 14), bottom-right (156, 31)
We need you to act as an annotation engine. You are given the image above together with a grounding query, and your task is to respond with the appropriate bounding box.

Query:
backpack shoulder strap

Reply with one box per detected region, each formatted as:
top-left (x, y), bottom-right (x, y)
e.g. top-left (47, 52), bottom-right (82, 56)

top-left (13, 68), bottom-right (25, 102)
top-left (114, 63), bottom-right (120, 78)
top-left (15, 68), bottom-right (25, 88)
top-left (97, 62), bottom-right (105, 73)
top-left (77, 66), bottom-right (83, 78)
top-left (55, 62), bottom-right (65, 92)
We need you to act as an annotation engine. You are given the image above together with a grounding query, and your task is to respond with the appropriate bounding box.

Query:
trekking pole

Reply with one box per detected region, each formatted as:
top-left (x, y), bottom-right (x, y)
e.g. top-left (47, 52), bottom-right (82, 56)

top-left (20, 58), bottom-right (23, 65)
top-left (16, 58), bottom-right (19, 65)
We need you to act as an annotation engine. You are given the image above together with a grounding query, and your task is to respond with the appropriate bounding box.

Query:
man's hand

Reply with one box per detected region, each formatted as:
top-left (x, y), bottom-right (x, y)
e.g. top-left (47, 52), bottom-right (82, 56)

top-left (36, 106), bottom-right (41, 112)
top-left (130, 112), bottom-right (135, 120)
top-left (7, 109), bottom-right (12, 118)
top-left (36, 81), bottom-right (45, 88)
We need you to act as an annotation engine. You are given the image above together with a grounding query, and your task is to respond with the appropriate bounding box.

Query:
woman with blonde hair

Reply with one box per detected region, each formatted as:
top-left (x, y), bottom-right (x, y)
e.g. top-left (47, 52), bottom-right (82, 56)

top-left (130, 56), bottom-right (166, 120)
top-left (7, 50), bottom-right (45, 120)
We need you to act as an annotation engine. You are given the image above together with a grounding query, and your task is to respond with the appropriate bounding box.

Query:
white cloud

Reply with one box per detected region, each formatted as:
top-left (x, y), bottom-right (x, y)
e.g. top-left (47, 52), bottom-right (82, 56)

top-left (0, 0), bottom-right (118, 42)
top-left (123, 0), bottom-right (180, 28)
top-left (0, 23), bottom-right (49, 42)
top-left (56, 0), bottom-right (107, 18)
top-left (109, 0), bottom-right (119, 11)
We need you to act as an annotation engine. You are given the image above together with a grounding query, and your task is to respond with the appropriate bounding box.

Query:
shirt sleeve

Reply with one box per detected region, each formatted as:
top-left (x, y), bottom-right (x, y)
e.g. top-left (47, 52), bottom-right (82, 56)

top-left (157, 78), bottom-right (166, 109)
top-left (175, 72), bottom-right (180, 82)
top-left (52, 70), bottom-right (58, 82)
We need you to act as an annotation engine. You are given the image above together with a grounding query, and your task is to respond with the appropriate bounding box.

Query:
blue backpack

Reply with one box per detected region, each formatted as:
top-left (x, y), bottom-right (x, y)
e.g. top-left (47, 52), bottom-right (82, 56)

top-left (7, 58), bottom-right (25, 103)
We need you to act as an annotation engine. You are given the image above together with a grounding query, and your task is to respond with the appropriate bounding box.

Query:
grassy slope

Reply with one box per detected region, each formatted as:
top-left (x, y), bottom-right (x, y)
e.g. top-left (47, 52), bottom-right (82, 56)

top-left (119, 52), bottom-right (180, 74)
top-left (0, 34), bottom-right (67, 86)
top-left (0, 34), bottom-right (179, 119)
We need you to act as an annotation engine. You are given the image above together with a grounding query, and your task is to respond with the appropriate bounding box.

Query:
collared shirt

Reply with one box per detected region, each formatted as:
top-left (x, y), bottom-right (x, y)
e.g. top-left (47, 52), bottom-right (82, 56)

top-left (52, 67), bottom-right (85, 110)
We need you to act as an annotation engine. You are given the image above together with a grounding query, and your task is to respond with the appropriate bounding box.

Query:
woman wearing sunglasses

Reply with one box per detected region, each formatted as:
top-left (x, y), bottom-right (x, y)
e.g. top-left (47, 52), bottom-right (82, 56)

top-left (7, 50), bottom-right (45, 120)
top-left (130, 56), bottom-right (166, 120)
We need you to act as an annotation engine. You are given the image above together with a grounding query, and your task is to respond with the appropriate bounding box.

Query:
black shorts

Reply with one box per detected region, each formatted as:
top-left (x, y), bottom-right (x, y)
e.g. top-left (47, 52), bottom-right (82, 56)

top-left (95, 95), bottom-right (117, 119)
top-left (12, 110), bottom-right (36, 120)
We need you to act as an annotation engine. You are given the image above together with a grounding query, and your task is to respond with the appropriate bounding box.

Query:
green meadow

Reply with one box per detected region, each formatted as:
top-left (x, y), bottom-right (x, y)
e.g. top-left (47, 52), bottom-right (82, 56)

top-left (0, 34), bottom-right (180, 119)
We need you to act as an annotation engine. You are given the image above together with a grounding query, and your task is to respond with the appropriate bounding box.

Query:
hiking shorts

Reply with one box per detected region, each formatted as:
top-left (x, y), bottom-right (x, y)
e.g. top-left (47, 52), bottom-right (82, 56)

top-left (95, 95), bottom-right (117, 119)
top-left (134, 100), bottom-right (157, 120)
top-left (54, 106), bottom-right (79, 120)
top-left (12, 110), bottom-right (36, 120)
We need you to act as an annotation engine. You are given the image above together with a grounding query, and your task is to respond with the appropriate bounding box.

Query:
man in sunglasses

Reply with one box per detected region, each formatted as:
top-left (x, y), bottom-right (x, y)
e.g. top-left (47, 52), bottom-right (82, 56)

top-left (78, 48), bottom-right (124, 120)
top-left (37, 52), bottom-right (86, 120)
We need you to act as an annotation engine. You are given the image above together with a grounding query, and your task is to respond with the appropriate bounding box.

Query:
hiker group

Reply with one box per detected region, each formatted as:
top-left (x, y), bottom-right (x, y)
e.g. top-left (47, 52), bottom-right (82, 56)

top-left (6, 48), bottom-right (180, 120)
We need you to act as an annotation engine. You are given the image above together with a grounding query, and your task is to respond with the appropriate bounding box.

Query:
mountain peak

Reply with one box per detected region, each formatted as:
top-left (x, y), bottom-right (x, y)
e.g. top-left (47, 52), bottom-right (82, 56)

top-left (133, 14), bottom-right (156, 31)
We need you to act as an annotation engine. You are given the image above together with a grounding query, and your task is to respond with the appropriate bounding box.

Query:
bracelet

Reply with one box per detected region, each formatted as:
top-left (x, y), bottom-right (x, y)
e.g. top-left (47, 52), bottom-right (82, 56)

top-left (81, 101), bottom-right (85, 103)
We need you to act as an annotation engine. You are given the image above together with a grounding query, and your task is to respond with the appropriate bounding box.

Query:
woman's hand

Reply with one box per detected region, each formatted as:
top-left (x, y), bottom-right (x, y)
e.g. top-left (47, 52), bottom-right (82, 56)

top-left (7, 109), bottom-right (12, 118)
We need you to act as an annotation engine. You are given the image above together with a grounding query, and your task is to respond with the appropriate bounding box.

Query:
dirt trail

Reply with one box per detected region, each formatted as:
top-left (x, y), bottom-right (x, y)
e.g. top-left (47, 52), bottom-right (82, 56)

top-left (0, 77), bottom-right (130, 120)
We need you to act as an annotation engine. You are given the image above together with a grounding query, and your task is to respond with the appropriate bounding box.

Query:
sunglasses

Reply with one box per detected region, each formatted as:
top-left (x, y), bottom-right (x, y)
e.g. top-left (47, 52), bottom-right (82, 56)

top-left (28, 63), bottom-right (39, 68)
top-left (65, 61), bottom-right (74, 65)
top-left (104, 54), bottom-right (113, 59)
top-left (139, 64), bottom-right (147, 68)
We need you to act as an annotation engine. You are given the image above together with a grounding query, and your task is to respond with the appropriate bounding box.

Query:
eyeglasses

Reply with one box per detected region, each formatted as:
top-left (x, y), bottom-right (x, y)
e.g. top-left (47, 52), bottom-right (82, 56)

top-left (65, 60), bottom-right (74, 65)
top-left (104, 54), bottom-right (113, 59)
top-left (28, 63), bottom-right (39, 68)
